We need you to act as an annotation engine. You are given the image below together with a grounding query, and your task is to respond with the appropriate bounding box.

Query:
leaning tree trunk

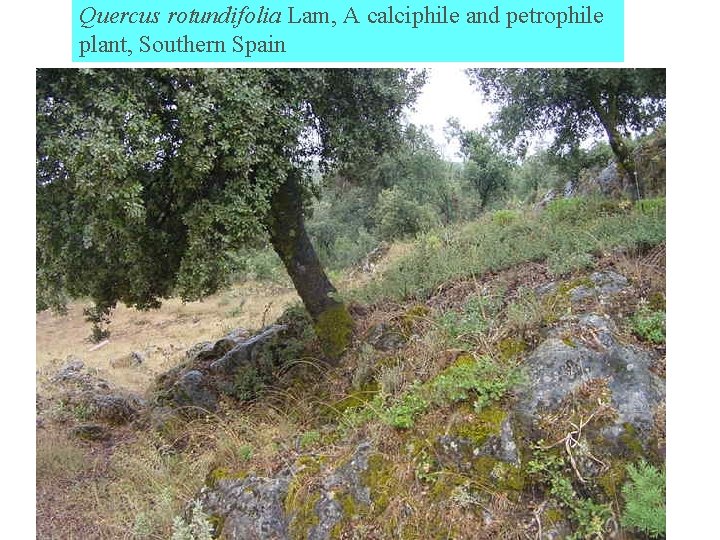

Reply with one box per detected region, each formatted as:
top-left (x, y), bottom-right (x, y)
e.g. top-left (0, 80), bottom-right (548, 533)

top-left (592, 97), bottom-right (642, 200)
top-left (266, 172), bottom-right (353, 360)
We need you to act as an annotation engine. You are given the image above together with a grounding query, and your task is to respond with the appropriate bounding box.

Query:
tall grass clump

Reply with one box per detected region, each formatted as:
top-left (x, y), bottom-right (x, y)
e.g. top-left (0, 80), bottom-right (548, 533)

top-left (355, 197), bottom-right (666, 303)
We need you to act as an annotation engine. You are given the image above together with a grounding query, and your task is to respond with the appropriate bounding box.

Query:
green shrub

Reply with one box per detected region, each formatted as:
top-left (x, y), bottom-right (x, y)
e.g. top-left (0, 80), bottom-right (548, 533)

top-left (631, 307), bottom-right (666, 344)
top-left (377, 355), bottom-right (522, 429)
top-left (438, 295), bottom-right (501, 345)
top-left (356, 197), bottom-right (666, 304)
top-left (620, 461), bottom-right (666, 538)
top-left (376, 186), bottom-right (440, 240)
top-left (635, 197), bottom-right (666, 217)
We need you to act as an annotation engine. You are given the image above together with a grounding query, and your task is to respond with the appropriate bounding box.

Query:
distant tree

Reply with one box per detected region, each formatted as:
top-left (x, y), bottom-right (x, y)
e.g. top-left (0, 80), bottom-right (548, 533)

top-left (466, 68), bottom-right (666, 197)
top-left (36, 68), bottom-right (423, 357)
top-left (447, 119), bottom-right (512, 210)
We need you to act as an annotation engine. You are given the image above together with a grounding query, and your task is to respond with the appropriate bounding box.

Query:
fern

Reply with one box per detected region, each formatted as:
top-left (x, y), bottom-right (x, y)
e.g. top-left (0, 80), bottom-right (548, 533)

top-left (621, 461), bottom-right (666, 538)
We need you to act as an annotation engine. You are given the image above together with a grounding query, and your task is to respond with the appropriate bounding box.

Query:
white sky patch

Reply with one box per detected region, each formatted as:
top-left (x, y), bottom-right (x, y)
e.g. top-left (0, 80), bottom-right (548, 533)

top-left (406, 67), bottom-right (495, 160)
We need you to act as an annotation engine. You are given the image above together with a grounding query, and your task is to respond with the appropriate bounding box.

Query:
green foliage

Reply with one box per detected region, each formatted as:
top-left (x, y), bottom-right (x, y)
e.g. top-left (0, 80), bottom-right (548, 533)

top-left (630, 306), bottom-right (666, 344)
top-left (37, 68), bottom-right (422, 313)
top-left (438, 294), bottom-right (502, 346)
top-left (345, 355), bottom-right (522, 430)
top-left (357, 197), bottom-right (665, 303)
top-left (620, 461), bottom-right (666, 538)
top-left (635, 197), bottom-right (666, 217)
top-left (454, 129), bottom-right (513, 209)
top-left (467, 68), bottom-right (666, 158)
top-left (82, 305), bottom-right (112, 343)
top-left (307, 183), bottom-right (380, 270)
top-left (381, 385), bottom-right (430, 429)
top-left (227, 247), bottom-right (287, 283)
top-left (376, 186), bottom-right (440, 240)
top-left (529, 445), bottom-right (613, 539)
top-left (170, 500), bottom-right (214, 540)
top-left (298, 431), bottom-right (322, 449)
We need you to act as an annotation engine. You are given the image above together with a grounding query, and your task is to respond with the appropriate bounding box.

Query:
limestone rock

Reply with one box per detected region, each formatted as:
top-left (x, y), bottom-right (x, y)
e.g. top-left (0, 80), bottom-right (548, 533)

top-left (515, 313), bottom-right (664, 450)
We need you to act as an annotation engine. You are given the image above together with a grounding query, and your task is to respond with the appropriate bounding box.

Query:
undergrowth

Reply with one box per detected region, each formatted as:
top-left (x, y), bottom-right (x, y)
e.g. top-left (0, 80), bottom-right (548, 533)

top-left (620, 461), bottom-right (666, 538)
top-left (355, 197), bottom-right (665, 303)
top-left (341, 354), bottom-right (522, 430)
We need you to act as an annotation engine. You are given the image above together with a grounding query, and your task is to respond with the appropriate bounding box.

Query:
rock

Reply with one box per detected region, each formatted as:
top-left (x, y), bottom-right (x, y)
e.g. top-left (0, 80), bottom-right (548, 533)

top-left (191, 442), bottom-right (377, 540)
top-left (90, 393), bottom-right (142, 425)
top-left (590, 270), bottom-right (629, 296)
top-left (53, 358), bottom-right (85, 382)
top-left (515, 313), bottom-right (664, 450)
top-left (367, 323), bottom-right (406, 352)
top-left (169, 370), bottom-right (218, 414)
top-left (197, 471), bottom-right (293, 540)
top-left (310, 441), bottom-right (373, 539)
top-left (110, 351), bottom-right (145, 369)
top-left (153, 324), bottom-right (295, 415)
top-left (210, 325), bottom-right (287, 374)
top-left (434, 410), bottom-right (520, 487)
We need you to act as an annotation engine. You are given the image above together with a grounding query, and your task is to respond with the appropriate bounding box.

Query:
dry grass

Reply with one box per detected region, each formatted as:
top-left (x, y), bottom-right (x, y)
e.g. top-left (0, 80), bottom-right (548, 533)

top-left (35, 239), bottom-right (664, 539)
top-left (36, 281), bottom-right (299, 395)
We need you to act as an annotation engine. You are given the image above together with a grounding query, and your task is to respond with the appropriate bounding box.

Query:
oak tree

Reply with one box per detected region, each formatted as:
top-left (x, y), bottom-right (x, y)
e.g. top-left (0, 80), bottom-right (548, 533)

top-left (36, 68), bottom-right (422, 357)
top-left (466, 68), bottom-right (666, 197)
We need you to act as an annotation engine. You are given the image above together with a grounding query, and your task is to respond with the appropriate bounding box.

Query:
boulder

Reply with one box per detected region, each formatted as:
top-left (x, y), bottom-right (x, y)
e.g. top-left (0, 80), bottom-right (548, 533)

top-left (367, 322), bottom-right (406, 352)
top-left (168, 370), bottom-right (218, 414)
top-left (189, 442), bottom-right (378, 540)
top-left (197, 471), bottom-right (293, 540)
top-left (515, 313), bottom-right (664, 452)
top-left (90, 393), bottom-right (143, 424)
top-left (153, 325), bottom-right (289, 415)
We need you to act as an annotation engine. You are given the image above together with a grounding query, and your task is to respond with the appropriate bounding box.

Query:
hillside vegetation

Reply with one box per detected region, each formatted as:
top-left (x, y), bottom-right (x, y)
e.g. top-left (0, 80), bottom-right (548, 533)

top-left (36, 195), bottom-right (665, 539)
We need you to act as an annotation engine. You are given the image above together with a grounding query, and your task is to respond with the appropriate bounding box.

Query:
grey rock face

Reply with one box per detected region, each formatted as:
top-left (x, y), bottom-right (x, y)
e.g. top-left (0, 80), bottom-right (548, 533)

top-left (515, 313), bottom-right (664, 444)
top-left (435, 416), bottom-right (520, 477)
top-left (54, 358), bottom-right (84, 381)
top-left (193, 442), bottom-right (376, 540)
top-left (309, 441), bottom-right (373, 540)
top-left (210, 325), bottom-right (286, 374)
top-left (169, 370), bottom-right (218, 413)
top-left (367, 322), bottom-right (406, 352)
top-left (198, 472), bottom-right (292, 540)
top-left (154, 325), bottom-right (288, 415)
top-left (90, 393), bottom-right (142, 424)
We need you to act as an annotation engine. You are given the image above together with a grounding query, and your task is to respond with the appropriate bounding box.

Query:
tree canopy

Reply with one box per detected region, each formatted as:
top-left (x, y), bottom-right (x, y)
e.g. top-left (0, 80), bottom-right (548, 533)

top-left (37, 68), bottom-right (423, 355)
top-left (466, 68), bottom-right (666, 195)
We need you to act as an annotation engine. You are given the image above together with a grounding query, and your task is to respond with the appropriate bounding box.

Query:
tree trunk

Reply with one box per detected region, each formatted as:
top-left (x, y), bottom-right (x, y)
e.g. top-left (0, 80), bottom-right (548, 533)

top-left (266, 172), bottom-right (353, 360)
top-left (591, 98), bottom-right (642, 199)
top-left (604, 124), bottom-right (641, 199)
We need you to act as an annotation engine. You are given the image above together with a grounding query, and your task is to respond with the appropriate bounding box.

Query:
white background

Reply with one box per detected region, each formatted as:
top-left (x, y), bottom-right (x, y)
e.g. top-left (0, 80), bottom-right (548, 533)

top-left (4, 2), bottom-right (717, 535)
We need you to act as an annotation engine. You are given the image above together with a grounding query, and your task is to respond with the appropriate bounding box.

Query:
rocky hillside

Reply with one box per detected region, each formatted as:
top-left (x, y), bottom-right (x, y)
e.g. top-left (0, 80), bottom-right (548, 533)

top-left (36, 198), bottom-right (666, 539)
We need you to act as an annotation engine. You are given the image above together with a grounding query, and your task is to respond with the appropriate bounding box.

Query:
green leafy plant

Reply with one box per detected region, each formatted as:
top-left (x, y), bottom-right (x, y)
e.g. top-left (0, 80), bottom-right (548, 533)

top-left (528, 444), bottom-right (613, 539)
top-left (171, 500), bottom-right (214, 540)
top-left (631, 306), bottom-right (666, 344)
top-left (620, 461), bottom-right (666, 538)
top-left (438, 295), bottom-right (502, 345)
top-left (350, 355), bottom-right (522, 430)
top-left (298, 431), bottom-right (321, 449)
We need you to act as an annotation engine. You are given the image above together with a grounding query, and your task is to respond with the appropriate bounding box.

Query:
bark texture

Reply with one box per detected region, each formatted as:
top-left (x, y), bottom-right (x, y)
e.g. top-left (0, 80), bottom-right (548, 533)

top-left (267, 173), bottom-right (352, 359)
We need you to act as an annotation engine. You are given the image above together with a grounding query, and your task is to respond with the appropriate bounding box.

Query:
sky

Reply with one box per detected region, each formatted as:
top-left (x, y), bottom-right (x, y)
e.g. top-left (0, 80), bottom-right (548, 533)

top-left (406, 67), bottom-right (494, 159)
